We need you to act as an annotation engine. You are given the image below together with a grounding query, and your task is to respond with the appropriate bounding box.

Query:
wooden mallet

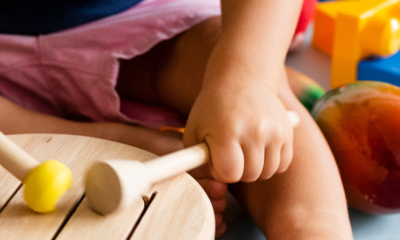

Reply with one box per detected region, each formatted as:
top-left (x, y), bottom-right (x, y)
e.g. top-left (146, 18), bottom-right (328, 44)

top-left (85, 111), bottom-right (300, 215)
top-left (0, 132), bottom-right (72, 213)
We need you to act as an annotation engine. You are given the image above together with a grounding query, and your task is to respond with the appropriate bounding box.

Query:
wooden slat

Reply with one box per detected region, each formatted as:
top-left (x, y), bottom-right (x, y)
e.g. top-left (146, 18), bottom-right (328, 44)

top-left (0, 169), bottom-right (20, 211)
top-left (130, 174), bottom-right (215, 240)
top-left (0, 134), bottom-right (152, 239)
top-left (0, 134), bottom-right (214, 240)
top-left (0, 136), bottom-right (41, 211)
top-left (56, 198), bottom-right (144, 240)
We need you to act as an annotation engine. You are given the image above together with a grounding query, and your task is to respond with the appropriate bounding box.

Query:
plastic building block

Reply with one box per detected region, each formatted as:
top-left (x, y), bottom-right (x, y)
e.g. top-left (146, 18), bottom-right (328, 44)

top-left (358, 50), bottom-right (400, 86)
top-left (312, 0), bottom-right (400, 88)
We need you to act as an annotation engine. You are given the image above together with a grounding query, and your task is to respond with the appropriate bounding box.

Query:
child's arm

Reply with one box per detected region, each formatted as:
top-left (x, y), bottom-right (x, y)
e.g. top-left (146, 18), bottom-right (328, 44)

top-left (231, 68), bottom-right (354, 239)
top-left (183, 0), bottom-right (303, 182)
top-left (0, 96), bottom-right (183, 156)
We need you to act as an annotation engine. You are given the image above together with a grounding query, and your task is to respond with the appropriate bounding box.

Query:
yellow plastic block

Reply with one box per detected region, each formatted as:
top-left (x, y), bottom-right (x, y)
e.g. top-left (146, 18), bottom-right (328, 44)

top-left (312, 0), bottom-right (400, 89)
top-left (313, 1), bottom-right (349, 55)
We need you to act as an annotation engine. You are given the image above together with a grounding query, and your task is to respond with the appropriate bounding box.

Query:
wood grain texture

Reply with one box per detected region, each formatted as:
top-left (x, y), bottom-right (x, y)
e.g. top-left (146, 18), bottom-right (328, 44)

top-left (57, 198), bottom-right (144, 240)
top-left (0, 136), bottom-right (45, 210)
top-left (0, 134), bottom-right (214, 240)
top-left (0, 169), bottom-right (20, 210)
top-left (131, 174), bottom-right (215, 240)
top-left (0, 132), bottom-right (40, 181)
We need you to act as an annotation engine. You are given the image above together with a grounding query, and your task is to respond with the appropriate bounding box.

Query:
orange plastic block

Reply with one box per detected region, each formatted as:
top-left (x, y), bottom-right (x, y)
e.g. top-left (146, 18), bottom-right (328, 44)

top-left (312, 0), bottom-right (400, 88)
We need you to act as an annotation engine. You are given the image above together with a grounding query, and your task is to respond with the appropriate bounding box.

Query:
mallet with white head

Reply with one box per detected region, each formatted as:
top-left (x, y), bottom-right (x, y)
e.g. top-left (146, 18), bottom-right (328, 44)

top-left (0, 132), bottom-right (72, 213)
top-left (85, 111), bottom-right (300, 215)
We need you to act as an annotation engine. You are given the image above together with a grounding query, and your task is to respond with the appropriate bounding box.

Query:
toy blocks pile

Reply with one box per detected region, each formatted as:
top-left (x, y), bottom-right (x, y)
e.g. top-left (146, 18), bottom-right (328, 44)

top-left (312, 0), bottom-right (400, 88)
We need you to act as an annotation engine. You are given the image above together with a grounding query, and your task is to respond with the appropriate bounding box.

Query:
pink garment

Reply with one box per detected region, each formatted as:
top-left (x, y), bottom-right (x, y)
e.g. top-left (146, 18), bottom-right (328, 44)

top-left (0, 0), bottom-right (221, 128)
top-left (0, 0), bottom-right (315, 129)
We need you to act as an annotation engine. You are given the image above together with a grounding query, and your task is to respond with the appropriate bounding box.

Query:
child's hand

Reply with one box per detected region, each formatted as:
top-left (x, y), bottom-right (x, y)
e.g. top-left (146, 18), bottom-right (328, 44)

top-left (183, 77), bottom-right (294, 183)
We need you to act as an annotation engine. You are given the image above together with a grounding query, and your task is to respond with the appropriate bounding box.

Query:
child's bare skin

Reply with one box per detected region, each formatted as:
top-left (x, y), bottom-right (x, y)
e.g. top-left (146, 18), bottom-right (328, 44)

top-left (0, 17), bottom-right (353, 237)
top-left (0, 66), bottom-right (353, 239)
top-left (0, 0), bottom-right (354, 238)
top-left (115, 4), bottom-right (354, 236)
top-left (0, 94), bottom-right (228, 236)
top-left (116, 10), bottom-right (296, 235)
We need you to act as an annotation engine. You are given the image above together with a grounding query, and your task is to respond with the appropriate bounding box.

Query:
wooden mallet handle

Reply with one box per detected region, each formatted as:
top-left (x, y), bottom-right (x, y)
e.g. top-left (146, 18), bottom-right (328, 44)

top-left (0, 132), bottom-right (40, 181)
top-left (147, 110), bottom-right (299, 183)
top-left (145, 143), bottom-right (209, 184)
top-left (85, 111), bottom-right (300, 215)
top-left (0, 132), bottom-right (73, 213)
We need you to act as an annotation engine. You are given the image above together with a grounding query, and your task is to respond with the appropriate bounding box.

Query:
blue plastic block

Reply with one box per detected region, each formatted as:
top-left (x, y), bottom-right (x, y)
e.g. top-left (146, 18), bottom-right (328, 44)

top-left (358, 50), bottom-right (400, 87)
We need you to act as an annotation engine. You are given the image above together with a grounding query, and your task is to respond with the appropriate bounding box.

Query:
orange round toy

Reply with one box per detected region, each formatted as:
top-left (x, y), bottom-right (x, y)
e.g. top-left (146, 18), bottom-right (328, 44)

top-left (312, 81), bottom-right (400, 214)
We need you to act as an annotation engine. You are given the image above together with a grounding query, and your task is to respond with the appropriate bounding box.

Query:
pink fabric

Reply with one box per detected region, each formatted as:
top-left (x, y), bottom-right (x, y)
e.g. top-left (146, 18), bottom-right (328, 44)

top-left (0, 0), bottom-right (220, 128)
top-left (0, 0), bottom-right (314, 129)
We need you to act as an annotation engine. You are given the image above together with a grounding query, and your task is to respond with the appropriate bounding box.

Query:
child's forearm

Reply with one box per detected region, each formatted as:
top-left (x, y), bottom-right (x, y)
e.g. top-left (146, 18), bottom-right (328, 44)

top-left (203, 0), bottom-right (303, 91)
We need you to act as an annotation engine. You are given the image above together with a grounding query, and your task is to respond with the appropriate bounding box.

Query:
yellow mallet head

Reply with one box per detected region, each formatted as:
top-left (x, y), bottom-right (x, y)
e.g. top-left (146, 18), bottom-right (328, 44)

top-left (23, 160), bottom-right (72, 213)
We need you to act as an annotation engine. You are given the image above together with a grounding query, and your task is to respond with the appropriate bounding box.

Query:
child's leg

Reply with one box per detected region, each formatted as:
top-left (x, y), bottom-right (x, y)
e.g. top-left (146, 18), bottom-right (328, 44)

top-left (229, 68), bottom-right (354, 239)
top-left (116, 15), bottom-right (353, 238)
top-left (0, 96), bottom-right (184, 156)
top-left (116, 17), bottom-right (222, 115)
top-left (117, 16), bottom-right (228, 236)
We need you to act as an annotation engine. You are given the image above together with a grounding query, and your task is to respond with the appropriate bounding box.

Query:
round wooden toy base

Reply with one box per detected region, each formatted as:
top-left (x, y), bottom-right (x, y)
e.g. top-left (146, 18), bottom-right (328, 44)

top-left (0, 134), bottom-right (214, 240)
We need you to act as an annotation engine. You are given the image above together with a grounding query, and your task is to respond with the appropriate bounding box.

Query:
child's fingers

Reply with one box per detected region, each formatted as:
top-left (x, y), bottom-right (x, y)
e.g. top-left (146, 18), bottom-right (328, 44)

top-left (215, 214), bottom-right (227, 237)
top-left (195, 178), bottom-right (228, 200)
top-left (208, 180), bottom-right (228, 200)
top-left (184, 128), bottom-right (244, 183)
top-left (260, 143), bottom-right (281, 179)
top-left (240, 143), bottom-right (264, 182)
top-left (195, 179), bottom-right (227, 213)
top-left (276, 123), bottom-right (294, 173)
top-left (211, 198), bottom-right (227, 214)
top-left (277, 141), bottom-right (294, 174)
top-left (188, 165), bottom-right (214, 179)
top-left (207, 139), bottom-right (244, 183)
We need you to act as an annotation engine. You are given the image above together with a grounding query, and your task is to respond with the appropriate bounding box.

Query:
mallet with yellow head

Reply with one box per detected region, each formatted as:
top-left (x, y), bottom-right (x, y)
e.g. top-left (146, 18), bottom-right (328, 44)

top-left (0, 132), bottom-right (72, 213)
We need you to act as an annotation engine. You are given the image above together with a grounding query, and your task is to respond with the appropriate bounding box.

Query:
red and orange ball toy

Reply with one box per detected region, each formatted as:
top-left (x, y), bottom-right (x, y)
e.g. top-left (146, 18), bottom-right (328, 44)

top-left (312, 81), bottom-right (400, 214)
